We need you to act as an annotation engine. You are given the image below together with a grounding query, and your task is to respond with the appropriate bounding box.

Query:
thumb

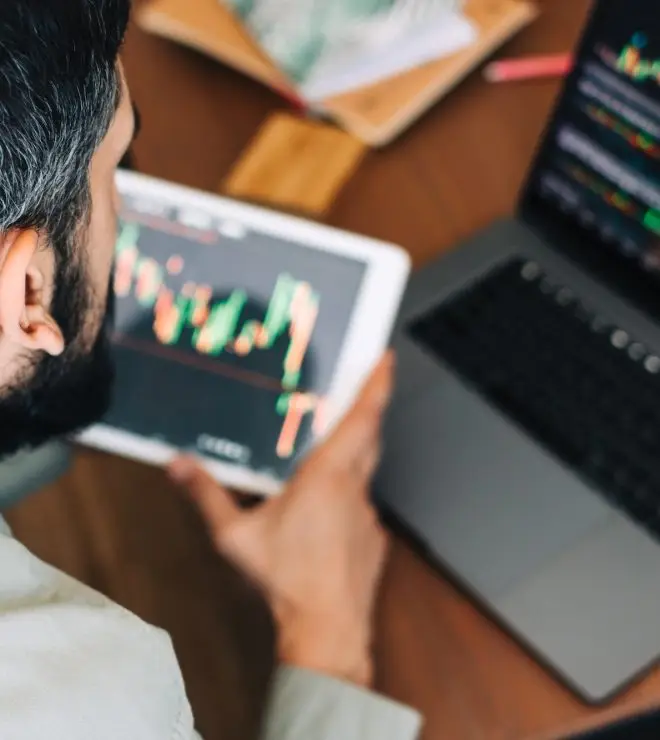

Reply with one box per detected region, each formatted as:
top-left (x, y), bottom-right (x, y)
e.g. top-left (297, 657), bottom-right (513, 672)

top-left (168, 456), bottom-right (241, 533)
top-left (322, 351), bottom-right (394, 466)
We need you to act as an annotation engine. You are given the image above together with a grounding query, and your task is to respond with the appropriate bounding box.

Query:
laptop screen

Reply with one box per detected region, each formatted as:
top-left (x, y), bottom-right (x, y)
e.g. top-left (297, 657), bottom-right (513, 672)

top-left (521, 0), bottom-right (660, 315)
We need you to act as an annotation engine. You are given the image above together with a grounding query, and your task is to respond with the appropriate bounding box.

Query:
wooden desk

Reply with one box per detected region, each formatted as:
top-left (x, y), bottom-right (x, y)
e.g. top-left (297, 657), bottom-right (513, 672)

top-left (7, 1), bottom-right (660, 738)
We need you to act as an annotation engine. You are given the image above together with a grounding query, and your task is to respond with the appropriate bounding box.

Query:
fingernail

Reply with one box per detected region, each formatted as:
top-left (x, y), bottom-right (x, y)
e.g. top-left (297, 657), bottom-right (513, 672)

top-left (167, 457), bottom-right (194, 483)
top-left (376, 368), bottom-right (394, 407)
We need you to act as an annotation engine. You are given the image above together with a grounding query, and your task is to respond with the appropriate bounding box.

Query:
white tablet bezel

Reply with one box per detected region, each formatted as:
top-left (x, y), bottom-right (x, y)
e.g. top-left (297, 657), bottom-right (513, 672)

top-left (77, 170), bottom-right (410, 495)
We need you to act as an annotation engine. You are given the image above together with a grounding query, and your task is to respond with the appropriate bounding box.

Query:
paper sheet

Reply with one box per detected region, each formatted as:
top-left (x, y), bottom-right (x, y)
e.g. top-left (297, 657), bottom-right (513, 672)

top-left (221, 0), bottom-right (477, 100)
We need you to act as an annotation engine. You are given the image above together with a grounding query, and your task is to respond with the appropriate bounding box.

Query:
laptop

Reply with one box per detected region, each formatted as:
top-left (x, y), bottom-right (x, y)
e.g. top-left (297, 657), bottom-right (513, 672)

top-left (563, 706), bottom-right (660, 740)
top-left (376, 0), bottom-right (660, 703)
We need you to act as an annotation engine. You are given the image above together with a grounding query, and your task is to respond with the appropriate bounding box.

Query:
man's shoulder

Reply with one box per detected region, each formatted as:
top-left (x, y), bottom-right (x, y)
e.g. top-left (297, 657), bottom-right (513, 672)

top-left (0, 530), bottom-right (194, 740)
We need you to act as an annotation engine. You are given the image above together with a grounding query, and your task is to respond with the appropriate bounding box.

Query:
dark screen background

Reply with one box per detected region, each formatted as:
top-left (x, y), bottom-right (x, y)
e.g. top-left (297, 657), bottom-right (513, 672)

top-left (523, 1), bottom-right (660, 298)
top-left (103, 188), bottom-right (367, 482)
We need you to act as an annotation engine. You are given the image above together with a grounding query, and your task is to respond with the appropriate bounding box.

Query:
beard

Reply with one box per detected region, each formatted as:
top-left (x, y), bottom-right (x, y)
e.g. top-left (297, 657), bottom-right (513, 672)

top-left (0, 228), bottom-right (116, 459)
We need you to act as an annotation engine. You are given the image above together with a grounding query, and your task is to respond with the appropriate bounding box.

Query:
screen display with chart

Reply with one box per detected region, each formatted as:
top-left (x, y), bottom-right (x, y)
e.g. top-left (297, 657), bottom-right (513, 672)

top-left (526, 0), bottom-right (660, 281)
top-left (103, 190), bottom-right (367, 482)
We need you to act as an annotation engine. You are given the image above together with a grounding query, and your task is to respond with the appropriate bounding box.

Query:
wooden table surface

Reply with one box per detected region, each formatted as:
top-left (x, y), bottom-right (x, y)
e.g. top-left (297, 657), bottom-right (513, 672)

top-left (8, 1), bottom-right (660, 738)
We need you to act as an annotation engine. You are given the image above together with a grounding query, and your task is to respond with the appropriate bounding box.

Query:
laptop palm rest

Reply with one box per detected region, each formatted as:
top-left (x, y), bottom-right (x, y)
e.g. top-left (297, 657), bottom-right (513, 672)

top-left (377, 365), bottom-right (612, 600)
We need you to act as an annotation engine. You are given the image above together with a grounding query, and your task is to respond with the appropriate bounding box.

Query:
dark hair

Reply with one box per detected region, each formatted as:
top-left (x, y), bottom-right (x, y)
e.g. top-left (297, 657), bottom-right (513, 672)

top-left (0, 1), bottom-right (130, 253)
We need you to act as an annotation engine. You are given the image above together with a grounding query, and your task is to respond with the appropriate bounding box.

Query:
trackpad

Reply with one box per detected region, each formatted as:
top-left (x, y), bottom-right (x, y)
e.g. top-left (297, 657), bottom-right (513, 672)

top-left (498, 515), bottom-right (660, 701)
top-left (377, 373), bottom-right (612, 599)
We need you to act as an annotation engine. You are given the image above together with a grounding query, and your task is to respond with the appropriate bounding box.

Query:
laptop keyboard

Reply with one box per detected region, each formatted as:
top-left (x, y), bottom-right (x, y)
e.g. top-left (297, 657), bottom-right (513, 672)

top-left (409, 257), bottom-right (660, 540)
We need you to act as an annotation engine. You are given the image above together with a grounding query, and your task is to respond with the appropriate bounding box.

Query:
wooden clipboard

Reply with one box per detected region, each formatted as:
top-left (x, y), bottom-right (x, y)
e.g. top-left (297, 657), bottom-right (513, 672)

top-left (136, 0), bottom-right (538, 146)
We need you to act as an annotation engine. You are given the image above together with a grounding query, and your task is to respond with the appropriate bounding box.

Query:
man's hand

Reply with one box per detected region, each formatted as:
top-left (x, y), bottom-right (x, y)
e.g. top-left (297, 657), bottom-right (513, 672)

top-left (167, 353), bottom-right (394, 688)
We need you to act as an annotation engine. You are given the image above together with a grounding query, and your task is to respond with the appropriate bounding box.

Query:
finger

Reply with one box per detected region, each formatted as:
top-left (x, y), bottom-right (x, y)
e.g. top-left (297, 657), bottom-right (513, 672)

top-left (323, 352), bottom-right (394, 469)
top-left (168, 456), bottom-right (241, 531)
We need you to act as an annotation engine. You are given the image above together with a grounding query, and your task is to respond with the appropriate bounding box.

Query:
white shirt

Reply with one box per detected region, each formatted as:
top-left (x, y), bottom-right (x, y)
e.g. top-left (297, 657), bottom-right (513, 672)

top-left (0, 518), bottom-right (422, 739)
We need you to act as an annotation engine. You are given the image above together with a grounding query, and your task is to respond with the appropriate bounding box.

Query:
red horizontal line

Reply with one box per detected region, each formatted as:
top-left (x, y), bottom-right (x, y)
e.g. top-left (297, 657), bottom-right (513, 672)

top-left (112, 331), bottom-right (288, 393)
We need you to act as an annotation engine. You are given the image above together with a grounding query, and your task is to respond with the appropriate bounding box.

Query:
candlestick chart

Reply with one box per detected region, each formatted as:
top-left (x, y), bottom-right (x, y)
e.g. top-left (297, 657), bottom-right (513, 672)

top-left (113, 219), bottom-right (328, 459)
top-left (582, 103), bottom-right (660, 159)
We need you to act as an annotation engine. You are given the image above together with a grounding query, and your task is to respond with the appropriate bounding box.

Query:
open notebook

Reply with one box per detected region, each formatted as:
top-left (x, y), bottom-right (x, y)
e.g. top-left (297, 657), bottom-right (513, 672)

top-left (221, 0), bottom-right (478, 102)
top-left (136, 0), bottom-right (537, 145)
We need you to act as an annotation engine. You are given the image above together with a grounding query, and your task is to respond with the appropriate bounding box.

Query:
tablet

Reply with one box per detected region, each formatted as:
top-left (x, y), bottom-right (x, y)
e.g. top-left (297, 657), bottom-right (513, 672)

top-left (77, 171), bottom-right (410, 495)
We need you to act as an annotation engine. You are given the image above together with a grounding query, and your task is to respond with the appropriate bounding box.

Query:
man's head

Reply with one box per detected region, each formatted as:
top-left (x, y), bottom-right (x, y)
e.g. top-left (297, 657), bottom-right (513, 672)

top-left (0, 1), bottom-right (134, 458)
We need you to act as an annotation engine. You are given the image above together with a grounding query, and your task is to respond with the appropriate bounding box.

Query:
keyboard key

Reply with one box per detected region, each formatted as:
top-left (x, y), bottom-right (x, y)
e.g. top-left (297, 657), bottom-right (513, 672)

top-left (409, 257), bottom-right (660, 540)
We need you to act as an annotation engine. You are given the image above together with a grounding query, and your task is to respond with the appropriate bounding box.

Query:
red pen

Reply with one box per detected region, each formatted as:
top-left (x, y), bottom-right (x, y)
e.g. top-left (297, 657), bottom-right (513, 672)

top-left (484, 53), bottom-right (573, 83)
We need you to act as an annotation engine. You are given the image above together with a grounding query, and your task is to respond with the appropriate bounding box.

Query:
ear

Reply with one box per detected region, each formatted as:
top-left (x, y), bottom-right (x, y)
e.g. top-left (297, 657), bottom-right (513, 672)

top-left (0, 229), bottom-right (65, 357)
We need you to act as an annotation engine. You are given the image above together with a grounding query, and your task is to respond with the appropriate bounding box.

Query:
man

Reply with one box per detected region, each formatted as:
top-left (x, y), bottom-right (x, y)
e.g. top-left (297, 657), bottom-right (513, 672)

top-left (0, 2), bottom-right (422, 739)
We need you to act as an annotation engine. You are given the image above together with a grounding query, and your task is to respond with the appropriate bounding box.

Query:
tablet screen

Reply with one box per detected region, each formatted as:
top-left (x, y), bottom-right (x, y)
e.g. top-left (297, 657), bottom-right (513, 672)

top-left (103, 187), bottom-right (367, 482)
